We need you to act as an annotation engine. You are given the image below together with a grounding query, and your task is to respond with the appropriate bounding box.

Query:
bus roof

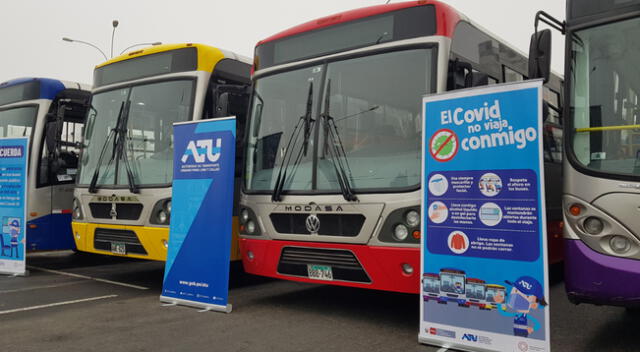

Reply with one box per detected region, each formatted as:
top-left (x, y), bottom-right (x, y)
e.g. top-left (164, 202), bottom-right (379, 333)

top-left (423, 273), bottom-right (440, 278)
top-left (485, 284), bottom-right (506, 289)
top-left (466, 278), bottom-right (486, 284)
top-left (257, 0), bottom-right (461, 46)
top-left (0, 77), bottom-right (89, 103)
top-left (95, 43), bottom-right (251, 73)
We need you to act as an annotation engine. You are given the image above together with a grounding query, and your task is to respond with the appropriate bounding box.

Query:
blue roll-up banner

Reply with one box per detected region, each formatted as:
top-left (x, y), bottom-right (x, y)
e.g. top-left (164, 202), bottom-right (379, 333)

top-left (419, 81), bottom-right (550, 352)
top-left (160, 117), bottom-right (236, 313)
top-left (0, 137), bottom-right (28, 276)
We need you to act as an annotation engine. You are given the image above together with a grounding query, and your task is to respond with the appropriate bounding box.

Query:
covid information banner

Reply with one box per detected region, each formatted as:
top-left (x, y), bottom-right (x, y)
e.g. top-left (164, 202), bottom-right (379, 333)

top-left (419, 81), bottom-right (550, 352)
top-left (160, 117), bottom-right (236, 313)
top-left (0, 137), bottom-right (28, 276)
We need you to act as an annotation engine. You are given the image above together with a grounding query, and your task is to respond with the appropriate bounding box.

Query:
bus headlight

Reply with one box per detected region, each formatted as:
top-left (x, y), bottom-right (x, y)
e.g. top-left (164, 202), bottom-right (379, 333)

top-left (610, 235), bottom-right (631, 254)
top-left (157, 210), bottom-right (168, 224)
top-left (150, 198), bottom-right (171, 225)
top-left (246, 220), bottom-right (256, 234)
top-left (72, 198), bottom-right (83, 220)
top-left (240, 209), bottom-right (250, 224)
top-left (405, 210), bottom-right (420, 227)
top-left (239, 207), bottom-right (262, 236)
top-left (393, 224), bottom-right (409, 241)
top-left (379, 206), bottom-right (421, 244)
top-left (583, 217), bottom-right (604, 235)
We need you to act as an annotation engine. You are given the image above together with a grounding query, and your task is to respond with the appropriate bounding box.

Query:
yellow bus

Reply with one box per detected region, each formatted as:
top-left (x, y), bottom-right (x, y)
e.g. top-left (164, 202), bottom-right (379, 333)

top-left (72, 43), bottom-right (251, 261)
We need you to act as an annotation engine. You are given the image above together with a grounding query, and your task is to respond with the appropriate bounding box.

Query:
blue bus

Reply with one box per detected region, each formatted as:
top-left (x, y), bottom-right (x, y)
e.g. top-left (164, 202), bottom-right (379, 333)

top-left (0, 78), bottom-right (90, 251)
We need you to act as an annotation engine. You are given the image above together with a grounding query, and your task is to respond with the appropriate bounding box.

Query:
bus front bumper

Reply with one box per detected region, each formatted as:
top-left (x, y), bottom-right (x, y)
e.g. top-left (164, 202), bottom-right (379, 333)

top-left (72, 219), bottom-right (241, 262)
top-left (239, 238), bottom-right (420, 293)
top-left (71, 222), bottom-right (168, 261)
top-left (565, 239), bottom-right (640, 307)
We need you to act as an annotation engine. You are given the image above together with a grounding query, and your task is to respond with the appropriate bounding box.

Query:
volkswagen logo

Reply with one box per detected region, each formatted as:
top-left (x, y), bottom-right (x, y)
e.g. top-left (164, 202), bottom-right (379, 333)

top-left (305, 214), bottom-right (320, 234)
top-left (110, 201), bottom-right (118, 219)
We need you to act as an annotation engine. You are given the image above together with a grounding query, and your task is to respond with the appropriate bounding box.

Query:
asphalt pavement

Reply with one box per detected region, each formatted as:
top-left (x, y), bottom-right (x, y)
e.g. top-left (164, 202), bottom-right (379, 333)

top-left (0, 251), bottom-right (636, 352)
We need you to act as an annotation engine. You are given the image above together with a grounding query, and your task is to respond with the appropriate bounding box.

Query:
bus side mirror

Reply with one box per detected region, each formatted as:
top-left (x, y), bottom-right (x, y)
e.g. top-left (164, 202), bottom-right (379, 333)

top-left (216, 92), bottom-right (230, 117)
top-left (528, 29), bottom-right (552, 83)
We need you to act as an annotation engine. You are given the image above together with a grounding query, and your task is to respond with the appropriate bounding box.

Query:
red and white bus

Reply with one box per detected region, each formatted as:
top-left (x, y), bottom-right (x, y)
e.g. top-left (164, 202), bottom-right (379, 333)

top-left (239, 0), bottom-right (563, 293)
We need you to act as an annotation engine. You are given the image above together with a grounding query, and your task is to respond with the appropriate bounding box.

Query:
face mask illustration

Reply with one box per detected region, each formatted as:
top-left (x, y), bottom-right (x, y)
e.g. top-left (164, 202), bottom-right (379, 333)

top-left (507, 291), bottom-right (530, 311)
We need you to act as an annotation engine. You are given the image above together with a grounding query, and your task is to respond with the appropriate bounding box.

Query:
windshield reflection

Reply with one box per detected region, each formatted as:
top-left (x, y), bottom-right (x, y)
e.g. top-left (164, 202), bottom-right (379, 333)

top-left (78, 80), bottom-right (194, 187)
top-left (245, 48), bottom-right (432, 193)
top-left (571, 17), bottom-right (640, 176)
top-left (0, 106), bottom-right (37, 138)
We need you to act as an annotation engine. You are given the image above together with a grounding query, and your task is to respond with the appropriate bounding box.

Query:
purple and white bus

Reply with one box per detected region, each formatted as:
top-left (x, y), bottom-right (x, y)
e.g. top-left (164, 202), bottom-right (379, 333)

top-left (532, 0), bottom-right (640, 307)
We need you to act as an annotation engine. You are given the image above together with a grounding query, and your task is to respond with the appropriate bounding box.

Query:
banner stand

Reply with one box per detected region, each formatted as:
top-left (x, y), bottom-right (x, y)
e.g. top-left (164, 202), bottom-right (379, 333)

top-left (0, 137), bottom-right (29, 277)
top-left (160, 296), bottom-right (232, 314)
top-left (419, 81), bottom-right (550, 352)
top-left (160, 117), bottom-right (237, 313)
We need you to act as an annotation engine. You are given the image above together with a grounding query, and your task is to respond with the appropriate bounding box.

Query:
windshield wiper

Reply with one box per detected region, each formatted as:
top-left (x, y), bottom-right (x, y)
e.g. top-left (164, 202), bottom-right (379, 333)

top-left (114, 100), bottom-right (139, 194)
top-left (272, 82), bottom-right (314, 202)
top-left (88, 100), bottom-right (139, 194)
top-left (88, 102), bottom-right (123, 193)
top-left (321, 79), bottom-right (357, 202)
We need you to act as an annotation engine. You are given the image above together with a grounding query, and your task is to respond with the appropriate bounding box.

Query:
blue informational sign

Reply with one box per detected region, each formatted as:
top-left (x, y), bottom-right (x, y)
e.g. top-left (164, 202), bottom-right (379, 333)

top-left (160, 117), bottom-right (236, 313)
top-left (0, 137), bottom-right (28, 276)
top-left (419, 81), bottom-right (550, 352)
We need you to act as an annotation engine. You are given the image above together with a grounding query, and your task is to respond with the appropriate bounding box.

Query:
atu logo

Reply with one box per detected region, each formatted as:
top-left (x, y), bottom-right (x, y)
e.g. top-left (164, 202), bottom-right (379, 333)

top-left (181, 139), bottom-right (222, 163)
top-left (461, 333), bottom-right (478, 342)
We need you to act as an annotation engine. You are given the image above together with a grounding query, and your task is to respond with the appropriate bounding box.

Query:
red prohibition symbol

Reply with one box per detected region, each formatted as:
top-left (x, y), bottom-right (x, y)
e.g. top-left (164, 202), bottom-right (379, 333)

top-left (429, 129), bottom-right (459, 162)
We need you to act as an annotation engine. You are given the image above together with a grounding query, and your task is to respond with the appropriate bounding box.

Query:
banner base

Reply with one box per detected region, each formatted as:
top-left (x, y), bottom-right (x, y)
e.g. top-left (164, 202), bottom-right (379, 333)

top-left (419, 336), bottom-right (497, 352)
top-left (160, 296), bottom-right (232, 313)
top-left (0, 269), bottom-right (28, 277)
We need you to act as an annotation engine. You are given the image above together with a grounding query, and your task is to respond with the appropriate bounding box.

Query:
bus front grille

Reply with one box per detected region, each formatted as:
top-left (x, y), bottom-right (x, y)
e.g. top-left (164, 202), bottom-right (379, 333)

top-left (277, 247), bottom-right (371, 283)
top-left (89, 203), bottom-right (143, 220)
top-left (270, 213), bottom-right (365, 236)
top-left (94, 228), bottom-right (147, 255)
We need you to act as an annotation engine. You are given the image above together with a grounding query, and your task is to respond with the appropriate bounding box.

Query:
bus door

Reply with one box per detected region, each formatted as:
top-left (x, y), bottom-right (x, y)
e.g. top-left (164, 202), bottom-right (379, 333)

top-left (41, 92), bottom-right (89, 249)
top-left (205, 64), bottom-right (251, 260)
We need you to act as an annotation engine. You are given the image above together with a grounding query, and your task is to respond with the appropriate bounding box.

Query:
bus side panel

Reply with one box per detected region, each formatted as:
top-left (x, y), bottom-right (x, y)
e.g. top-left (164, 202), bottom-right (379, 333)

top-left (27, 213), bottom-right (75, 251)
top-left (565, 239), bottom-right (640, 306)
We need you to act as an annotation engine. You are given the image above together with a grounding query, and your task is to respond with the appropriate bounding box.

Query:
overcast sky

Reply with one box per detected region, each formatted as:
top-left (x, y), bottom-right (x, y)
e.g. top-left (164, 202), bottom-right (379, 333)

top-left (0, 1), bottom-right (565, 84)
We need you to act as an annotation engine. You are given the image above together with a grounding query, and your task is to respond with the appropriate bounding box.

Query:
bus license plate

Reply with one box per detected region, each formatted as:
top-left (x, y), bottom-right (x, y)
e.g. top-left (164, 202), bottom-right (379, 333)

top-left (307, 264), bottom-right (333, 281)
top-left (111, 242), bottom-right (126, 255)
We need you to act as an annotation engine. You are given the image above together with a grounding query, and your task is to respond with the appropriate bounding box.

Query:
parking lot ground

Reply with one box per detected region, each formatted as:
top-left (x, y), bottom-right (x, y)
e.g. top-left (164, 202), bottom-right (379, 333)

top-left (0, 251), bottom-right (637, 352)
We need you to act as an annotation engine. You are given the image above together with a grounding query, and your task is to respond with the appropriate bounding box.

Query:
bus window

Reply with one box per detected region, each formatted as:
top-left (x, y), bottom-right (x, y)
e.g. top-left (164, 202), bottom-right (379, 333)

top-left (503, 66), bottom-right (524, 82)
top-left (38, 101), bottom-right (86, 186)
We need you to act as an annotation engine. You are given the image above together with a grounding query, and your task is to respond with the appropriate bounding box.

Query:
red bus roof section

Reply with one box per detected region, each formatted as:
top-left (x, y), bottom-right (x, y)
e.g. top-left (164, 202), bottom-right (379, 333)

top-left (466, 278), bottom-right (486, 284)
top-left (257, 0), bottom-right (461, 46)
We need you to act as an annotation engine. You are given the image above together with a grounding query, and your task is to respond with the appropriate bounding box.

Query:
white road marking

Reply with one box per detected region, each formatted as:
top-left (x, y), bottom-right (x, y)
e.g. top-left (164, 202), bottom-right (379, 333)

top-left (27, 266), bottom-right (149, 290)
top-left (436, 348), bottom-right (449, 352)
top-left (0, 281), bottom-right (85, 294)
top-left (0, 295), bottom-right (117, 315)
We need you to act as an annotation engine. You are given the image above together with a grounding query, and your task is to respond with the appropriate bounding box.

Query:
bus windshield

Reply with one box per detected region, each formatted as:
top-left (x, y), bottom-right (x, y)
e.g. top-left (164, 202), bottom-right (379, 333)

top-left (246, 48), bottom-right (433, 193)
top-left (466, 283), bottom-right (485, 300)
top-left (570, 17), bottom-right (640, 176)
top-left (423, 276), bottom-right (440, 294)
top-left (78, 79), bottom-right (194, 187)
top-left (485, 287), bottom-right (504, 303)
top-left (440, 273), bottom-right (465, 295)
top-left (0, 106), bottom-right (37, 138)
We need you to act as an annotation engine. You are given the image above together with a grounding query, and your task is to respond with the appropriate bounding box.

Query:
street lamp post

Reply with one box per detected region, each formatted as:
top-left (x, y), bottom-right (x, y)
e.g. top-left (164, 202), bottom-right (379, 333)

top-left (61, 37), bottom-right (108, 61)
top-left (111, 20), bottom-right (119, 58)
top-left (63, 20), bottom-right (160, 61)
